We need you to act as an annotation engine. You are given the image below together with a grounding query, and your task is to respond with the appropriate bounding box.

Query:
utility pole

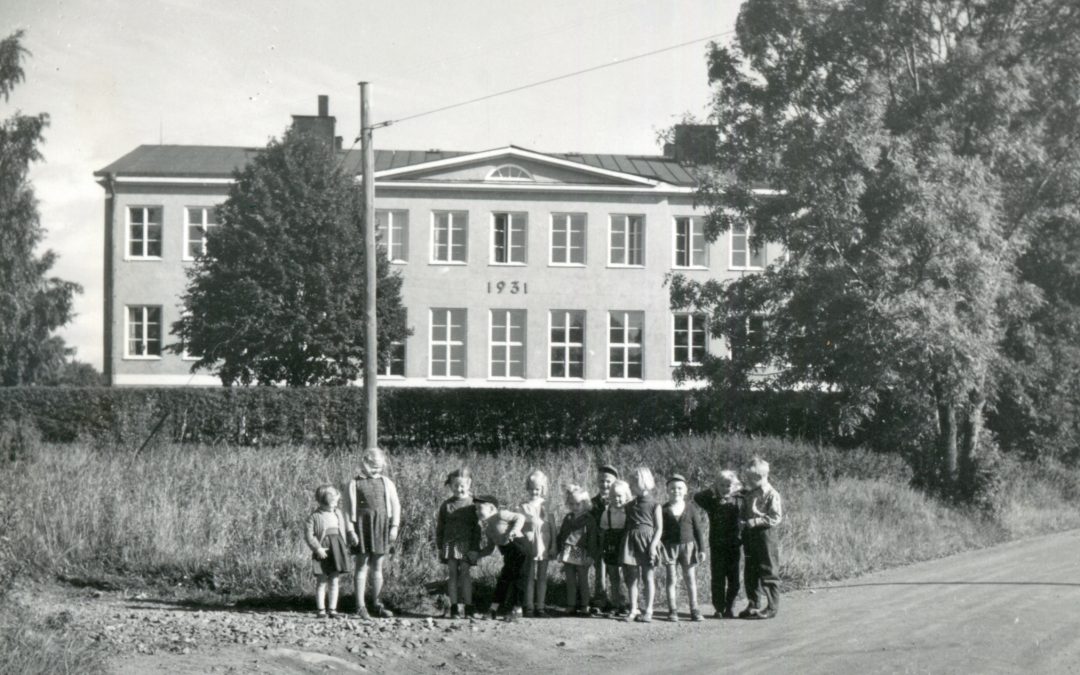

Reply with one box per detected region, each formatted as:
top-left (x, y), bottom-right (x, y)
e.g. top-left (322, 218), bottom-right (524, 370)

top-left (360, 82), bottom-right (378, 451)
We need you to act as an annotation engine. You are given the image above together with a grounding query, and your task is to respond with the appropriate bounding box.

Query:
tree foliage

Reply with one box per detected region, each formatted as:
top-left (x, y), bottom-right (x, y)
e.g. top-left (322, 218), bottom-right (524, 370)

top-left (170, 128), bottom-right (408, 386)
top-left (0, 30), bottom-right (81, 386)
top-left (672, 0), bottom-right (1080, 496)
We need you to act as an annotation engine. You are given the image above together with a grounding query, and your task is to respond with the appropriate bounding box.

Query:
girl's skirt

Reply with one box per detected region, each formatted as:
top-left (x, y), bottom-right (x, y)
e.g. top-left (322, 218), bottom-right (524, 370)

top-left (351, 508), bottom-right (391, 555)
top-left (619, 526), bottom-right (656, 567)
top-left (440, 540), bottom-right (473, 564)
top-left (601, 528), bottom-right (625, 567)
top-left (658, 541), bottom-right (698, 567)
top-left (313, 529), bottom-right (350, 576)
top-left (557, 543), bottom-right (592, 567)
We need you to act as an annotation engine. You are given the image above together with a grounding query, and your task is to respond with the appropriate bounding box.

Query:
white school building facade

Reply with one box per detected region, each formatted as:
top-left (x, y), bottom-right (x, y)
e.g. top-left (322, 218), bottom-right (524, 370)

top-left (96, 97), bottom-right (778, 388)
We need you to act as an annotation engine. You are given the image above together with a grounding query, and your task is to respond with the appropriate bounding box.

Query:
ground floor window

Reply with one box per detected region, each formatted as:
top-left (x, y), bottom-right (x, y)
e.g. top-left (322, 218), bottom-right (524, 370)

top-left (549, 310), bottom-right (585, 379)
top-left (608, 310), bottom-right (643, 379)
top-left (126, 305), bottom-right (162, 357)
top-left (490, 309), bottom-right (526, 378)
top-left (430, 308), bottom-right (466, 377)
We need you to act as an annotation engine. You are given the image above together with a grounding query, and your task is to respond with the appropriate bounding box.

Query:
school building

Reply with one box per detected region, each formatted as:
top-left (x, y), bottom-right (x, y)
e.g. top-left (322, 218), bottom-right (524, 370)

top-left (95, 96), bottom-right (779, 388)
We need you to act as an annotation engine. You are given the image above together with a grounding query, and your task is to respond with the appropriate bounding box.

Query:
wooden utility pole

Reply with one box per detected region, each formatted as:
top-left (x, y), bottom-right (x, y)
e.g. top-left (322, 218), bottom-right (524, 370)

top-left (360, 82), bottom-right (378, 451)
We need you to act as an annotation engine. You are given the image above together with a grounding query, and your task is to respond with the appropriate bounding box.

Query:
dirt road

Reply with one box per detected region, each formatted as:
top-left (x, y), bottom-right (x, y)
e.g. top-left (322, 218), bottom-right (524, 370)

top-left (38, 529), bottom-right (1080, 674)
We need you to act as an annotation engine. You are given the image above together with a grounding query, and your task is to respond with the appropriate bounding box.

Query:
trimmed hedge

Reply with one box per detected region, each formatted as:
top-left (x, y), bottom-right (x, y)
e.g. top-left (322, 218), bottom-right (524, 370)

top-left (0, 386), bottom-right (844, 450)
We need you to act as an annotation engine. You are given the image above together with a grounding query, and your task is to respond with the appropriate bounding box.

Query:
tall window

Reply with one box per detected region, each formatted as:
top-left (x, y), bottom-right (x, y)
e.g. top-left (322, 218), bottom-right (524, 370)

top-left (376, 209), bottom-right (409, 263)
top-left (550, 213), bottom-right (586, 265)
top-left (549, 310), bottom-right (585, 379)
top-left (731, 224), bottom-right (766, 269)
top-left (128, 206), bottom-right (162, 258)
top-left (383, 340), bottom-right (406, 377)
top-left (430, 308), bottom-right (467, 377)
top-left (609, 214), bottom-right (644, 266)
top-left (492, 213), bottom-right (527, 264)
top-left (126, 305), bottom-right (162, 357)
top-left (432, 211), bottom-right (468, 263)
top-left (490, 309), bottom-right (526, 378)
top-left (608, 310), bottom-right (644, 379)
top-left (674, 216), bottom-right (707, 268)
top-left (673, 313), bottom-right (708, 364)
top-left (183, 206), bottom-right (219, 260)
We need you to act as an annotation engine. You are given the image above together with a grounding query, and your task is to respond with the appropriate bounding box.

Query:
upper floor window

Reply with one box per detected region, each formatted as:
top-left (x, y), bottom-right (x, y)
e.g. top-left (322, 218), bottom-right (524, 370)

top-left (432, 211), bottom-right (468, 264)
top-left (609, 214), bottom-right (644, 267)
top-left (183, 206), bottom-right (219, 260)
top-left (674, 216), bottom-right (707, 268)
top-left (487, 164), bottom-right (533, 181)
top-left (550, 213), bottom-right (586, 265)
top-left (430, 308), bottom-right (467, 378)
top-left (608, 310), bottom-right (644, 380)
top-left (492, 213), bottom-right (527, 264)
top-left (128, 206), bottom-right (162, 259)
top-left (549, 310), bottom-right (585, 380)
top-left (731, 224), bottom-right (766, 269)
top-left (673, 313), bottom-right (708, 365)
top-left (376, 209), bottom-right (409, 263)
top-left (490, 309), bottom-right (526, 379)
top-left (125, 305), bottom-right (162, 358)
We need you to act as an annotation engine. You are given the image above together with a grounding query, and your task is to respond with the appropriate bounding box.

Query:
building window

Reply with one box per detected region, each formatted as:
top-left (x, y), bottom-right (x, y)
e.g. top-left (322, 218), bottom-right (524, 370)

top-left (492, 213), bottom-right (527, 264)
top-left (549, 310), bottom-right (585, 379)
top-left (125, 305), bottom-right (162, 358)
top-left (183, 206), bottom-right (219, 260)
top-left (674, 216), bottom-right (707, 268)
top-left (430, 308), bottom-right (466, 377)
top-left (673, 313), bottom-right (708, 365)
top-left (550, 213), bottom-right (586, 265)
top-left (376, 209), bottom-right (409, 263)
top-left (489, 309), bottom-right (526, 379)
top-left (432, 211), bottom-right (468, 263)
top-left (128, 206), bottom-right (162, 258)
top-left (487, 164), bottom-right (533, 181)
top-left (731, 224), bottom-right (766, 269)
top-left (383, 340), bottom-right (406, 377)
top-left (608, 310), bottom-right (643, 379)
top-left (609, 214), bottom-right (644, 266)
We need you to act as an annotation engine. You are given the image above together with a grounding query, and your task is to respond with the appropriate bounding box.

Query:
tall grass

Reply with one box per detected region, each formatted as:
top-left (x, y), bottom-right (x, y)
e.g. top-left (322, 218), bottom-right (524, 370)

top-left (3, 433), bottom-right (1079, 613)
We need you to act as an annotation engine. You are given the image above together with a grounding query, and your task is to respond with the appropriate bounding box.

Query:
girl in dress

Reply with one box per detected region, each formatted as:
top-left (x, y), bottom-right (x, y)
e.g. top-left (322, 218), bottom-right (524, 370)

top-left (556, 485), bottom-right (599, 616)
top-left (620, 467), bottom-right (663, 623)
top-left (345, 447), bottom-right (401, 619)
top-left (601, 480), bottom-right (631, 616)
top-left (660, 474), bottom-right (708, 622)
top-left (303, 485), bottom-right (350, 618)
top-left (435, 467), bottom-right (481, 619)
top-left (520, 470), bottom-right (555, 617)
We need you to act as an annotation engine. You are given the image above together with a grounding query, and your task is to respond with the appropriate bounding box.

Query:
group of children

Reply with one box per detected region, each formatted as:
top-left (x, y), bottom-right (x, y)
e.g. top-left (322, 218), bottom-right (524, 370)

top-left (304, 448), bottom-right (783, 624)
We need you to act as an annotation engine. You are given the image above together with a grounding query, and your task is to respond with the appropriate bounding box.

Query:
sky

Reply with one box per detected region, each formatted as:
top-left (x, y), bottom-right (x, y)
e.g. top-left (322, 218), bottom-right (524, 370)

top-left (2, 0), bottom-right (740, 371)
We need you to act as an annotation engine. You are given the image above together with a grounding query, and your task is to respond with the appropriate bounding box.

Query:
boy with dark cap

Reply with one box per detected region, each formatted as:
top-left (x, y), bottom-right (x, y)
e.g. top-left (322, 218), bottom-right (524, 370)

top-left (590, 464), bottom-right (620, 613)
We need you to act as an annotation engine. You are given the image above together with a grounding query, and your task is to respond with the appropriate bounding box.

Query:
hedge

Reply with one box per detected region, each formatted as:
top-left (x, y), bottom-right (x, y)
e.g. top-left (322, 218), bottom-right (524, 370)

top-left (0, 386), bottom-right (844, 450)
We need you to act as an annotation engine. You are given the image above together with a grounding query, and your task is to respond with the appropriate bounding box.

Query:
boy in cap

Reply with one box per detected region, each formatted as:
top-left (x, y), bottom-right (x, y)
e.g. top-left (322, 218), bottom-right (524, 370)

top-left (590, 465), bottom-right (620, 613)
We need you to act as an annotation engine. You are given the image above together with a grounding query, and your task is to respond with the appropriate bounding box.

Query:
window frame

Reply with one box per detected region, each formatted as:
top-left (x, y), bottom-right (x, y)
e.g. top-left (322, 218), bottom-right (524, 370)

top-left (488, 308), bottom-right (527, 380)
top-left (548, 309), bottom-right (586, 380)
top-left (376, 209), bottom-right (410, 264)
top-left (429, 308), bottom-right (467, 379)
top-left (126, 205), bottom-right (163, 260)
top-left (549, 213), bottom-right (587, 266)
top-left (487, 164), bottom-right (534, 181)
top-left (608, 214), bottom-right (645, 267)
top-left (730, 224), bottom-right (766, 270)
top-left (607, 310), bottom-right (644, 381)
top-left (382, 339), bottom-right (407, 378)
top-left (672, 312), bottom-right (709, 366)
top-left (430, 211), bottom-right (469, 265)
top-left (673, 216), bottom-right (708, 269)
top-left (490, 212), bottom-right (528, 266)
top-left (124, 305), bottom-right (163, 360)
top-left (182, 205), bottom-right (219, 261)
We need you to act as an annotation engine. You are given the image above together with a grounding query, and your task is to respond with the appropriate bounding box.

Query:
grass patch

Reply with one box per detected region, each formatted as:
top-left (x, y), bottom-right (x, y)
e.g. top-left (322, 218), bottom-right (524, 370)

top-left (2, 434), bottom-right (1078, 614)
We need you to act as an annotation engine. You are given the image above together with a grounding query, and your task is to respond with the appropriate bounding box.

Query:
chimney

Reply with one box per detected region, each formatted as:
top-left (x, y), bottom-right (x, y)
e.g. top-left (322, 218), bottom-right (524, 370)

top-left (291, 95), bottom-right (336, 148)
top-left (663, 124), bottom-right (717, 166)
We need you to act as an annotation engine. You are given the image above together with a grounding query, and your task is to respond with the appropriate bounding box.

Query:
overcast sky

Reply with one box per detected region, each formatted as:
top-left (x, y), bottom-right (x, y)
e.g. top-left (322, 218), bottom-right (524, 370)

top-left (3, 0), bottom-right (739, 370)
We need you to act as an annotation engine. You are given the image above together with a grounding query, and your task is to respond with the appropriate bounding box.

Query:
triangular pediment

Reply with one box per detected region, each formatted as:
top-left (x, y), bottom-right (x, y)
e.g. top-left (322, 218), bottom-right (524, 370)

top-left (374, 146), bottom-right (657, 187)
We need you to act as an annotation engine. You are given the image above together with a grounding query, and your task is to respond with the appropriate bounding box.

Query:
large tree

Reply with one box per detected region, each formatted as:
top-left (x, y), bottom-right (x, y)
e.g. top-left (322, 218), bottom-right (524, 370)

top-left (170, 127), bottom-right (408, 386)
top-left (672, 0), bottom-right (1080, 496)
top-left (0, 30), bottom-right (81, 386)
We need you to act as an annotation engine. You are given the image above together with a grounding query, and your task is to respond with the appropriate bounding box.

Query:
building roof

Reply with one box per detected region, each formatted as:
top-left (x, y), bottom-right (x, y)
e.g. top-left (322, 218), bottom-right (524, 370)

top-left (95, 144), bottom-right (699, 187)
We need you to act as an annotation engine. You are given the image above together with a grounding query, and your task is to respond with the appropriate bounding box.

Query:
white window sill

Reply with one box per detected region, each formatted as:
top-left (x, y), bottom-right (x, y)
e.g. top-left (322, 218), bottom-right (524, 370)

top-left (606, 263), bottom-right (645, 269)
top-left (548, 262), bottom-right (586, 268)
top-left (547, 377), bottom-right (586, 383)
top-left (729, 266), bottom-right (765, 272)
top-left (673, 265), bottom-right (710, 271)
top-left (123, 355), bottom-right (163, 361)
top-left (124, 256), bottom-right (163, 262)
top-left (378, 374), bottom-right (406, 380)
top-left (429, 260), bottom-right (468, 266)
top-left (428, 375), bottom-right (467, 380)
top-left (389, 260), bottom-right (408, 265)
top-left (488, 376), bottom-right (526, 381)
top-left (490, 261), bottom-right (527, 267)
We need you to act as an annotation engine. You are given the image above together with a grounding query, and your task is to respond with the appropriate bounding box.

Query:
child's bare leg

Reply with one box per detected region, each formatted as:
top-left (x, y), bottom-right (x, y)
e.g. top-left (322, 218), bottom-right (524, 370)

top-left (535, 560), bottom-right (549, 610)
top-left (370, 554), bottom-right (386, 606)
top-left (643, 564), bottom-right (656, 615)
top-left (665, 563), bottom-right (678, 613)
top-left (683, 563), bottom-right (699, 612)
top-left (315, 576), bottom-right (328, 611)
top-left (353, 554), bottom-right (369, 612)
top-left (624, 565), bottom-right (640, 615)
top-left (327, 574), bottom-right (340, 611)
top-left (446, 559), bottom-right (460, 606)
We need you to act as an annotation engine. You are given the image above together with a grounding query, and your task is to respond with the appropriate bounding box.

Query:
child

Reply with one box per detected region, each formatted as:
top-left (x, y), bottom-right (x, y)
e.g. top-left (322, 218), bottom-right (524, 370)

top-left (556, 485), bottom-right (599, 616)
top-left (519, 470), bottom-right (555, 617)
top-left (590, 465), bottom-right (620, 612)
top-left (303, 485), bottom-right (350, 618)
top-left (620, 467), bottom-right (663, 623)
top-left (601, 480), bottom-right (631, 616)
top-left (473, 496), bottom-right (527, 621)
top-left (660, 474), bottom-right (707, 622)
top-left (435, 468), bottom-right (481, 619)
top-left (694, 469), bottom-right (744, 618)
top-left (740, 457), bottom-right (782, 620)
top-left (345, 447), bottom-right (401, 619)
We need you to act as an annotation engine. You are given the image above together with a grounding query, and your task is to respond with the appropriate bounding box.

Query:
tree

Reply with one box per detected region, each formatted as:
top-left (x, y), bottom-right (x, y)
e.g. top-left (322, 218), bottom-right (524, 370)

top-left (672, 0), bottom-right (1080, 497)
top-left (0, 30), bottom-right (81, 386)
top-left (170, 127), bottom-right (408, 386)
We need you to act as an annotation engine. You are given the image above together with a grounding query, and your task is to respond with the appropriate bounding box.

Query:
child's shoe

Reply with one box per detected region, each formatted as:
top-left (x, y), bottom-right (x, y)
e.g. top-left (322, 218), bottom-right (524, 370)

top-left (315, 609), bottom-right (328, 619)
top-left (635, 611), bottom-right (653, 623)
top-left (449, 604), bottom-right (460, 619)
top-left (576, 605), bottom-right (590, 617)
top-left (721, 608), bottom-right (736, 619)
top-left (372, 602), bottom-right (394, 619)
top-left (534, 607), bottom-right (551, 618)
top-left (327, 609), bottom-right (341, 619)
top-left (668, 609), bottom-right (679, 622)
top-left (464, 604), bottom-right (476, 619)
top-left (505, 607), bottom-right (523, 623)
top-left (489, 608), bottom-right (499, 621)
top-left (354, 606), bottom-right (371, 620)
top-left (690, 609), bottom-right (704, 622)
top-left (738, 606), bottom-right (759, 619)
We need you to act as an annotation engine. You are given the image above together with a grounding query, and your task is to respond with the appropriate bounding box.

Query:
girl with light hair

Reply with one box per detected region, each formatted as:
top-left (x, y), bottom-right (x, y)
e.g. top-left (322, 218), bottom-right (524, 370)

top-left (345, 447), bottom-right (401, 619)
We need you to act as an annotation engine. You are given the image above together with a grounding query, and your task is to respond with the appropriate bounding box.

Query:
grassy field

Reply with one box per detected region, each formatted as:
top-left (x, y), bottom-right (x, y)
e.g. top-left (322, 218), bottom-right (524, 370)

top-left (2, 433), bottom-right (1080, 673)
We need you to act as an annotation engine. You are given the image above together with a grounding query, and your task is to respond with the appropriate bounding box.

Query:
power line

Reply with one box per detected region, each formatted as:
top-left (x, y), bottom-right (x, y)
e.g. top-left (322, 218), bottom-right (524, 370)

top-left (376, 30), bottom-right (733, 129)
